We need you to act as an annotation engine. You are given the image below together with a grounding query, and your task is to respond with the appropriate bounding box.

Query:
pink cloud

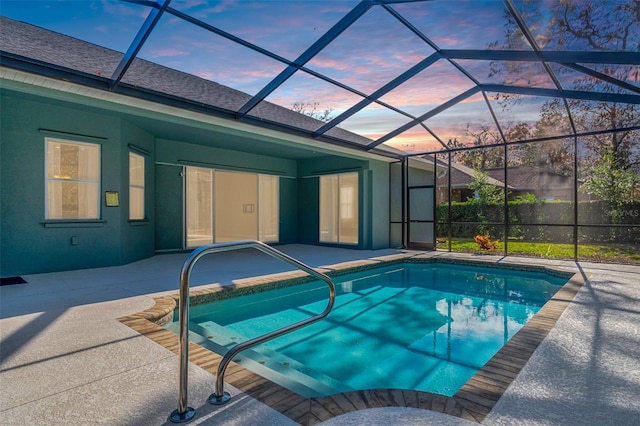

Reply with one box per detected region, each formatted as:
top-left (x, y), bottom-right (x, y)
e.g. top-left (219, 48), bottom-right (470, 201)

top-left (198, 65), bottom-right (278, 87)
top-left (203, 0), bottom-right (240, 15)
top-left (380, 62), bottom-right (476, 109)
top-left (384, 135), bottom-right (443, 153)
top-left (319, 2), bottom-right (359, 15)
top-left (267, 88), bottom-right (362, 114)
top-left (149, 48), bottom-right (190, 58)
top-left (195, 71), bottom-right (215, 80)
top-left (102, 1), bottom-right (148, 18)
top-left (238, 68), bottom-right (278, 79)
top-left (181, 0), bottom-right (210, 8)
top-left (308, 57), bottom-right (353, 72)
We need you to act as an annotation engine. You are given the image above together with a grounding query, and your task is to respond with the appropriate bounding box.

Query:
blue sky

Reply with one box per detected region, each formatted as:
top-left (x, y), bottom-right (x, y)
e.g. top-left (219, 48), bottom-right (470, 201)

top-left (2, 0), bottom-right (632, 153)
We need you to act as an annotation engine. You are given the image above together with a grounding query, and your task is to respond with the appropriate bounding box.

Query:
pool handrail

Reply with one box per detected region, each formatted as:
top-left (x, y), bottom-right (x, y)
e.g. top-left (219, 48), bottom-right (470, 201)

top-left (169, 240), bottom-right (336, 423)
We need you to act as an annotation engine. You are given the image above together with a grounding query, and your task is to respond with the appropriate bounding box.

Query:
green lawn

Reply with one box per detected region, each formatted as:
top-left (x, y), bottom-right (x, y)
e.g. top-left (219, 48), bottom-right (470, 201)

top-left (441, 239), bottom-right (640, 264)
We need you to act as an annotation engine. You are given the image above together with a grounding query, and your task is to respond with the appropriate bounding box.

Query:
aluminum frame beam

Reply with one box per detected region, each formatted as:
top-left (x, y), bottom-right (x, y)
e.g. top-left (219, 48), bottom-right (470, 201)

top-left (313, 52), bottom-right (442, 137)
top-left (109, 0), bottom-right (171, 90)
top-left (235, 0), bottom-right (375, 118)
top-left (439, 49), bottom-right (640, 65)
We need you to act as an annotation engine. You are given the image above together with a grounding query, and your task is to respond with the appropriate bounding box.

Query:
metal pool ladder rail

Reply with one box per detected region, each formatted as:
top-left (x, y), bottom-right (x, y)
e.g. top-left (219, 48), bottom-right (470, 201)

top-left (170, 240), bottom-right (336, 423)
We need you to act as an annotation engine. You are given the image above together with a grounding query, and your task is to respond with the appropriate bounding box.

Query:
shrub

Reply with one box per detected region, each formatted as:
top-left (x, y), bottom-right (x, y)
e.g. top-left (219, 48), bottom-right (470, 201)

top-left (474, 234), bottom-right (499, 251)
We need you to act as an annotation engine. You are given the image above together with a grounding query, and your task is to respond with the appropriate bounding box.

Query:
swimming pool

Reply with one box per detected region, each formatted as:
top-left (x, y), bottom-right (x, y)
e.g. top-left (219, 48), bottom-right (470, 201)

top-left (170, 262), bottom-right (568, 399)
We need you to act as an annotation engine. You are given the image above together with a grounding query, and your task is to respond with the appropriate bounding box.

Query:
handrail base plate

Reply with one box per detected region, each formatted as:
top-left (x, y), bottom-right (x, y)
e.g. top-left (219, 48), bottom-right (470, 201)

top-left (208, 392), bottom-right (231, 405)
top-left (169, 407), bottom-right (196, 423)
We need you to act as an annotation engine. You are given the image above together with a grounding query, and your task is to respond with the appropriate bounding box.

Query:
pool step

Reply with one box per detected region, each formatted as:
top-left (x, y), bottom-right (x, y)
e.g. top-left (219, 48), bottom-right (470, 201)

top-left (187, 320), bottom-right (353, 398)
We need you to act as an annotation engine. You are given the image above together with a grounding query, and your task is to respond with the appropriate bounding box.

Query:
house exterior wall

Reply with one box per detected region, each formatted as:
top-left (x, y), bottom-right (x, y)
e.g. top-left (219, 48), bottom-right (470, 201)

top-left (119, 120), bottom-right (155, 265)
top-left (297, 156), bottom-right (367, 247)
top-left (368, 160), bottom-right (391, 249)
top-left (154, 164), bottom-right (183, 252)
top-left (1, 88), bottom-right (393, 276)
top-left (0, 91), bottom-right (152, 276)
top-left (153, 138), bottom-right (299, 251)
top-left (296, 156), bottom-right (390, 250)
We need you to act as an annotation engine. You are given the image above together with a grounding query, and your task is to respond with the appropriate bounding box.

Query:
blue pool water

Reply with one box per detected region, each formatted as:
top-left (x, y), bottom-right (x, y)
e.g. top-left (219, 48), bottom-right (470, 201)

top-left (180, 263), bottom-right (567, 398)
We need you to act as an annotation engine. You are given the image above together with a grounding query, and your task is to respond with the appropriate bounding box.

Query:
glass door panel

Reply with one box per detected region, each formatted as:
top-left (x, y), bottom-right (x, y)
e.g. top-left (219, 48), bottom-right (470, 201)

top-left (339, 173), bottom-right (359, 244)
top-left (185, 167), bottom-right (214, 247)
top-left (259, 175), bottom-right (279, 243)
top-left (215, 171), bottom-right (258, 242)
top-left (319, 175), bottom-right (339, 243)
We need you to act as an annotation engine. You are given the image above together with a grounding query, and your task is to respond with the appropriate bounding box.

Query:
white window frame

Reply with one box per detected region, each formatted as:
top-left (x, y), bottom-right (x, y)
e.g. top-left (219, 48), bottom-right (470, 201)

top-left (45, 137), bottom-right (101, 220)
top-left (129, 151), bottom-right (145, 220)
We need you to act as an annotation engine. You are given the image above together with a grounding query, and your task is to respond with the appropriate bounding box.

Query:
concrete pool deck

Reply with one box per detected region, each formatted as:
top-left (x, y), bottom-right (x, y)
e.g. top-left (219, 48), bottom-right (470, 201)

top-left (1, 245), bottom-right (639, 425)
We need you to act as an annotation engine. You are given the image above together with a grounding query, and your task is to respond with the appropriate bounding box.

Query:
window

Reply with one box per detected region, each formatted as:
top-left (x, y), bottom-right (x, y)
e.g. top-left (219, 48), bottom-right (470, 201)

top-left (129, 152), bottom-right (145, 220)
top-left (320, 172), bottom-right (358, 244)
top-left (45, 138), bottom-right (100, 219)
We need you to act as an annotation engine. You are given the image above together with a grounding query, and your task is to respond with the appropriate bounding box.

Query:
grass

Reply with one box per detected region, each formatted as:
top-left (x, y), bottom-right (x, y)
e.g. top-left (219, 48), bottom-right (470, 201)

top-left (442, 238), bottom-right (640, 264)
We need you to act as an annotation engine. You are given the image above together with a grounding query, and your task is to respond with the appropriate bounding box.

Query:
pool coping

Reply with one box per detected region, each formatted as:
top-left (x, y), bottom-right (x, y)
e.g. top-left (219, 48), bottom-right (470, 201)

top-left (118, 253), bottom-right (584, 425)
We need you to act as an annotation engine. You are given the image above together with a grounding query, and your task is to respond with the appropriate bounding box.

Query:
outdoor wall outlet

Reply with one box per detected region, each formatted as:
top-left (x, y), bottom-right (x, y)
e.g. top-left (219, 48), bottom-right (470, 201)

top-left (71, 236), bottom-right (78, 245)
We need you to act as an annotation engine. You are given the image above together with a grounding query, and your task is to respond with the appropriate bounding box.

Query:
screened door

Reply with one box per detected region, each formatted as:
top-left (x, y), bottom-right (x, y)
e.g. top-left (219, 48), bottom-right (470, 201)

top-left (407, 162), bottom-right (436, 249)
top-left (408, 186), bottom-right (435, 249)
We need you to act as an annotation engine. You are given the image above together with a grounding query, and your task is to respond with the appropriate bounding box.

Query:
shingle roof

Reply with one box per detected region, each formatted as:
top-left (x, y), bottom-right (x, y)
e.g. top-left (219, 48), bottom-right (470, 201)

top-left (429, 154), bottom-right (572, 190)
top-left (486, 166), bottom-right (572, 190)
top-left (0, 16), bottom-right (121, 77)
top-left (433, 157), bottom-right (510, 188)
top-left (0, 16), bottom-right (381, 151)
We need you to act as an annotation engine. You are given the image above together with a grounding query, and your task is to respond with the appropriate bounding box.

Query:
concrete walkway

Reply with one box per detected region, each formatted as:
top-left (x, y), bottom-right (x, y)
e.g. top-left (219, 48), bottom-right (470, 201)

top-left (1, 245), bottom-right (639, 425)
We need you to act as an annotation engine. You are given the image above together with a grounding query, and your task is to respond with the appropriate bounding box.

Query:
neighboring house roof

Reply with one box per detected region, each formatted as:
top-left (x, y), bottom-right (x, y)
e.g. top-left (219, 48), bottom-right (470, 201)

top-left (0, 16), bottom-right (380, 151)
top-left (485, 166), bottom-right (573, 191)
top-left (433, 158), bottom-right (572, 192)
top-left (431, 157), bottom-right (511, 189)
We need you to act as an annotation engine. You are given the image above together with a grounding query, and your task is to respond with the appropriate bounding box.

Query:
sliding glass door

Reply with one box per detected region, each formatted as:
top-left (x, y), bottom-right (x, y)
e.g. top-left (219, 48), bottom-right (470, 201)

top-left (185, 167), bottom-right (279, 247)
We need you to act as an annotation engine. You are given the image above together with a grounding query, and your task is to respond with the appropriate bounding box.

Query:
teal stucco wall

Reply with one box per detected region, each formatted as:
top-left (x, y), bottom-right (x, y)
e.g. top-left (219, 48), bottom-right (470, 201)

top-left (0, 92), bottom-right (155, 276)
top-left (368, 159), bottom-right (391, 249)
top-left (154, 164), bottom-right (183, 251)
top-left (119, 120), bottom-right (155, 264)
top-left (296, 156), bottom-right (390, 249)
top-left (1, 89), bottom-right (393, 276)
top-left (153, 139), bottom-right (299, 251)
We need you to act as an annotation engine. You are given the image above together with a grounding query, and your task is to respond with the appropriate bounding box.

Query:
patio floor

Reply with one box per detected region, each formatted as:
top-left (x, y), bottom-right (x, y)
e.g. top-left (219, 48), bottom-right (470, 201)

top-left (1, 245), bottom-right (639, 425)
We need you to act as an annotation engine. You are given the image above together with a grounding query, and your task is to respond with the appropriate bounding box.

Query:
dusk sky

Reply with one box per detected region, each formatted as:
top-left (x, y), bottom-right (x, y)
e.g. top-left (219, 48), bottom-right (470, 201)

top-left (2, 0), bottom-right (636, 153)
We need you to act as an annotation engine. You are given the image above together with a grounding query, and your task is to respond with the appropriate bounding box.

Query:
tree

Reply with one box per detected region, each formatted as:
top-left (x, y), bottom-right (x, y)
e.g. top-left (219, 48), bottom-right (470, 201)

top-left (291, 101), bottom-right (335, 122)
top-left (580, 147), bottom-right (640, 207)
top-left (506, 121), bottom-right (574, 175)
top-left (491, 0), bottom-right (640, 170)
top-left (448, 125), bottom-right (504, 170)
top-left (468, 168), bottom-right (505, 236)
top-left (469, 168), bottom-right (504, 206)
